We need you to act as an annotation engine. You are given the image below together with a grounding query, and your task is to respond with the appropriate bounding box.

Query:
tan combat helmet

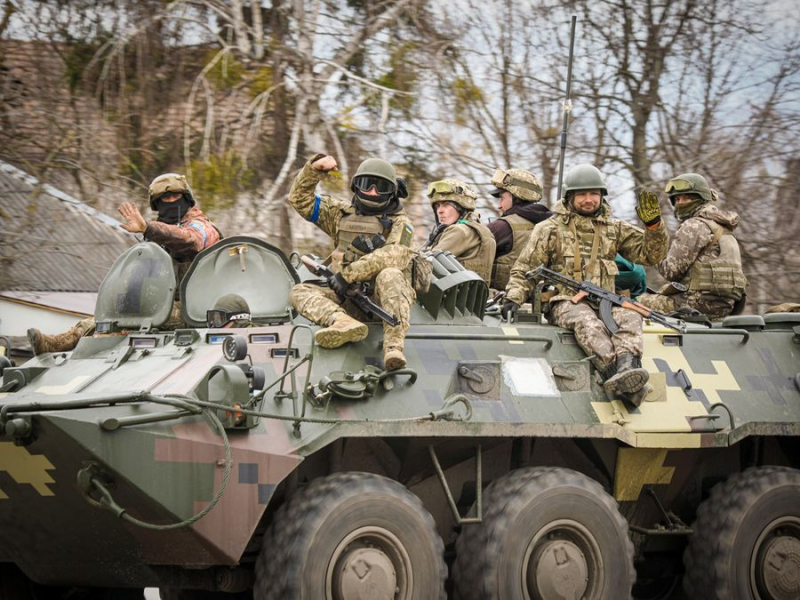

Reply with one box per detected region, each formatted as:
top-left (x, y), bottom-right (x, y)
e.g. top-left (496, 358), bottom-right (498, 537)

top-left (149, 173), bottom-right (196, 210)
top-left (489, 168), bottom-right (543, 202)
top-left (426, 179), bottom-right (478, 212)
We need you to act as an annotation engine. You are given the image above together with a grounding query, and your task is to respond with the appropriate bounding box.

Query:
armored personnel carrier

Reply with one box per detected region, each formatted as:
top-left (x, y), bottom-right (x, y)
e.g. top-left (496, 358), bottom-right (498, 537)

top-left (1, 236), bottom-right (798, 600)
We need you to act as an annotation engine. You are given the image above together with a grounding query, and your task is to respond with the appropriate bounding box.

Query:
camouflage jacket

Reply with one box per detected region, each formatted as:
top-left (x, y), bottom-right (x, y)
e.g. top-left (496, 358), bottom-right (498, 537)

top-left (505, 198), bottom-right (668, 305)
top-left (656, 204), bottom-right (743, 287)
top-left (288, 156), bottom-right (414, 284)
top-left (144, 206), bottom-right (222, 261)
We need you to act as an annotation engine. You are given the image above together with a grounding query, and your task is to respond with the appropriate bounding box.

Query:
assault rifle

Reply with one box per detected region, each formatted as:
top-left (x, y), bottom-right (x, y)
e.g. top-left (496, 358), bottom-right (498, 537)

top-left (301, 256), bottom-right (400, 327)
top-left (526, 266), bottom-right (685, 333)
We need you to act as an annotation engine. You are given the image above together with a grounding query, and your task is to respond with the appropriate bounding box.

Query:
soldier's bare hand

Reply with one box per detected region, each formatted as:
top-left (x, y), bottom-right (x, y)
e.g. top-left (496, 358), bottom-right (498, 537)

top-left (118, 202), bottom-right (147, 233)
top-left (312, 155), bottom-right (338, 172)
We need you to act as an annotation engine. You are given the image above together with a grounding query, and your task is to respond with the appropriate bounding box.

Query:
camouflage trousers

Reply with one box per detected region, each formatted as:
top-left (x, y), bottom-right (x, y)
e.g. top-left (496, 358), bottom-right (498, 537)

top-left (638, 291), bottom-right (734, 321)
top-left (550, 299), bottom-right (643, 372)
top-left (290, 267), bottom-right (415, 350)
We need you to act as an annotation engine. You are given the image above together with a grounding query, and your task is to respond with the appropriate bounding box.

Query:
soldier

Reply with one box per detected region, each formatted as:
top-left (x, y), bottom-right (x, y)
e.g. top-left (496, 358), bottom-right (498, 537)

top-left (423, 179), bottom-right (496, 282)
top-left (638, 173), bottom-right (747, 319)
top-left (206, 294), bottom-right (253, 328)
top-left (486, 168), bottom-right (552, 290)
top-left (27, 174), bottom-right (221, 354)
top-left (288, 154), bottom-right (415, 371)
top-left (502, 164), bottom-right (668, 405)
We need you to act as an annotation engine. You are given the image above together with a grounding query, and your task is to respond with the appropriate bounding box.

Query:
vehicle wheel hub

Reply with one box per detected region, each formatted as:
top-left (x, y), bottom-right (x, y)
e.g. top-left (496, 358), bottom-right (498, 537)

top-left (760, 536), bottom-right (800, 600)
top-left (336, 546), bottom-right (397, 600)
top-left (529, 539), bottom-right (589, 600)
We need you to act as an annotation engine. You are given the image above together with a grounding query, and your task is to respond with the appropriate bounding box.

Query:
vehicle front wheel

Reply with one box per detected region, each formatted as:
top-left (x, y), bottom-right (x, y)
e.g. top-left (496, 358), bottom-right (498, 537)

top-left (453, 466), bottom-right (636, 600)
top-left (254, 472), bottom-right (446, 600)
top-left (683, 465), bottom-right (800, 600)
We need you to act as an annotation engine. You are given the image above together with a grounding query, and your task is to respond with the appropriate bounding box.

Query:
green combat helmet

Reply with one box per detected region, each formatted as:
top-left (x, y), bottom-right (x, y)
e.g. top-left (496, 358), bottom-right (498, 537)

top-left (562, 164), bottom-right (608, 199)
top-left (664, 172), bottom-right (719, 221)
top-left (426, 179), bottom-right (478, 212)
top-left (148, 173), bottom-right (196, 210)
top-left (206, 294), bottom-right (252, 328)
top-left (489, 168), bottom-right (543, 202)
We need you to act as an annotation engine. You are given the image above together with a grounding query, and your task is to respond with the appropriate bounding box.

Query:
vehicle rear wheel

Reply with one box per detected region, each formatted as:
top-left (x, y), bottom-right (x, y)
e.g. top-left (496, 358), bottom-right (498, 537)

top-left (453, 466), bottom-right (635, 600)
top-left (254, 471), bottom-right (446, 600)
top-left (683, 465), bottom-right (800, 600)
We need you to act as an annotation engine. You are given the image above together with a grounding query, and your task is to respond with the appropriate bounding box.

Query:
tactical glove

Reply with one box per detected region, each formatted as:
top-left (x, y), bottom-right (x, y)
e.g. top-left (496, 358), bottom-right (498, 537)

top-left (636, 191), bottom-right (662, 227)
top-left (329, 272), bottom-right (350, 299)
top-left (501, 300), bottom-right (519, 322)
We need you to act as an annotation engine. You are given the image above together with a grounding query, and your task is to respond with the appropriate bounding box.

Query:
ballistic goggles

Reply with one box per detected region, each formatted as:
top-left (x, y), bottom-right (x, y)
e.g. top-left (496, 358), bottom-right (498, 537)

top-left (206, 309), bottom-right (251, 328)
top-left (352, 175), bottom-right (395, 195)
top-left (490, 168), bottom-right (542, 195)
top-left (664, 178), bottom-right (697, 194)
top-left (426, 181), bottom-right (475, 198)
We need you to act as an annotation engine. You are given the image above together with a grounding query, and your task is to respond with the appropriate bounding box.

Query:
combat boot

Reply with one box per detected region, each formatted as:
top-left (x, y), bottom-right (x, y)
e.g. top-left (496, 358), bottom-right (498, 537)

top-left (27, 327), bottom-right (82, 355)
top-left (603, 352), bottom-right (649, 398)
top-left (622, 384), bottom-right (653, 408)
top-left (314, 313), bottom-right (368, 349)
top-left (384, 346), bottom-right (407, 371)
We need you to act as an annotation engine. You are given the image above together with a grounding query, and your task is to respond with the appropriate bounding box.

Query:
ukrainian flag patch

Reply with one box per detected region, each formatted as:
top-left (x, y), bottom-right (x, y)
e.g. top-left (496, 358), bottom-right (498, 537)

top-left (400, 223), bottom-right (414, 247)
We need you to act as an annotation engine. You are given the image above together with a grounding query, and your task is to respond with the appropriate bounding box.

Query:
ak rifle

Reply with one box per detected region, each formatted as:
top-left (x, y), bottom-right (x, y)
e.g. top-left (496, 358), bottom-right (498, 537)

top-left (301, 256), bottom-right (401, 327)
top-left (526, 266), bottom-right (685, 333)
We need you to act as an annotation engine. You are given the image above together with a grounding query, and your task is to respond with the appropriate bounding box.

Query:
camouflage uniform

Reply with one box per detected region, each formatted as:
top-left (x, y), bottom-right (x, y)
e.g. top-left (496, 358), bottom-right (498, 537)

top-left (506, 195), bottom-right (668, 377)
top-left (638, 204), bottom-right (746, 320)
top-left (424, 179), bottom-right (496, 282)
top-left (288, 155), bottom-right (415, 370)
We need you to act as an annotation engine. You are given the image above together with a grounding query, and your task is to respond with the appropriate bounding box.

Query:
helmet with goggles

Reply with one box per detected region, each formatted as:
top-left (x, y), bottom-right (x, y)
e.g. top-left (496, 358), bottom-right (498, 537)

top-left (427, 179), bottom-right (477, 211)
top-left (350, 158), bottom-right (398, 212)
top-left (206, 294), bottom-right (251, 328)
top-left (489, 168), bottom-right (542, 202)
top-left (664, 173), bottom-right (717, 204)
top-left (148, 173), bottom-right (195, 210)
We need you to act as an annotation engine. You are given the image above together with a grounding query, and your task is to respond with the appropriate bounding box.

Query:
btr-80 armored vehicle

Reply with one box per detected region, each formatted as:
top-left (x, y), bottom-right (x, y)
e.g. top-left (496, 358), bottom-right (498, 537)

top-left (1, 236), bottom-right (798, 600)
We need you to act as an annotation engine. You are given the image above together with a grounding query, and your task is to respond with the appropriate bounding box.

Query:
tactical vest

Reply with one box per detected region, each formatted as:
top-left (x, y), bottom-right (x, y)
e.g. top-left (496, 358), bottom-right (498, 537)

top-left (551, 215), bottom-right (619, 296)
top-left (428, 221), bottom-right (496, 282)
top-left (331, 210), bottom-right (392, 271)
top-left (460, 222), bottom-right (496, 283)
top-left (683, 218), bottom-right (747, 300)
top-left (491, 214), bottom-right (534, 290)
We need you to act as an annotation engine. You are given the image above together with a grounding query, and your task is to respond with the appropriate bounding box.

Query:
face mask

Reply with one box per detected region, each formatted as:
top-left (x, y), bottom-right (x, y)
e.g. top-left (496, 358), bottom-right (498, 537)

top-left (672, 197), bottom-right (705, 222)
top-left (156, 197), bottom-right (192, 224)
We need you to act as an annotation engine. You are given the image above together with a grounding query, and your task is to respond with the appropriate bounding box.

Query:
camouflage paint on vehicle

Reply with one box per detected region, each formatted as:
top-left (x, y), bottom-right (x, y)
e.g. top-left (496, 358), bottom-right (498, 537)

top-left (1, 236), bottom-right (798, 599)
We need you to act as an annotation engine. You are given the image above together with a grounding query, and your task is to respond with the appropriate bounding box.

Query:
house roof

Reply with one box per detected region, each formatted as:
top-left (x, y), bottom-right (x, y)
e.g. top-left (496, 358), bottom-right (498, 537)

top-left (0, 160), bottom-right (136, 293)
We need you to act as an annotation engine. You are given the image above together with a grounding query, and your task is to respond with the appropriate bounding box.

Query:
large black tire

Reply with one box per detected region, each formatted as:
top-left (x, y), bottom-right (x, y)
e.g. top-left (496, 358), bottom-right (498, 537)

top-left (683, 466), bottom-right (800, 600)
top-left (453, 466), bottom-right (636, 600)
top-left (254, 472), bottom-right (446, 600)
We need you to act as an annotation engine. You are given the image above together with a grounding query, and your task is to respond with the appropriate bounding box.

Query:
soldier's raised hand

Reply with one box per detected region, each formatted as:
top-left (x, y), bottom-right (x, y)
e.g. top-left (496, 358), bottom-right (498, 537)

top-left (636, 191), bottom-right (662, 227)
top-left (312, 155), bottom-right (338, 172)
top-left (119, 202), bottom-right (147, 234)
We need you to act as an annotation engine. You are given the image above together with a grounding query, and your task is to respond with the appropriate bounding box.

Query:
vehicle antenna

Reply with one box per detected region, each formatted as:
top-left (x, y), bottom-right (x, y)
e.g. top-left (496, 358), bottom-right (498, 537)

top-left (555, 15), bottom-right (578, 202)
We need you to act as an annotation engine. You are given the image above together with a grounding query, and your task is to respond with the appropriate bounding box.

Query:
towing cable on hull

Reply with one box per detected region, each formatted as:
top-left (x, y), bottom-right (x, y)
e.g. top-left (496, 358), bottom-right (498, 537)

top-left (0, 392), bottom-right (473, 529)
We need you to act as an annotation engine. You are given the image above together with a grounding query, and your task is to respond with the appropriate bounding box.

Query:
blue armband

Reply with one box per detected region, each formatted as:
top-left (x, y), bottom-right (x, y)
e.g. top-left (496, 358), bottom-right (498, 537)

top-left (188, 222), bottom-right (208, 247)
top-left (309, 194), bottom-right (322, 224)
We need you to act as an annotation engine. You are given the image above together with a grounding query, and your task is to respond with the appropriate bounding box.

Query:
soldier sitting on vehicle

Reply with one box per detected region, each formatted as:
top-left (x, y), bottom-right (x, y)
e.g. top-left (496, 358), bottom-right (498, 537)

top-left (486, 167), bottom-right (552, 291)
top-left (423, 179), bottom-right (496, 282)
top-left (28, 174), bottom-right (221, 355)
top-left (638, 173), bottom-right (747, 320)
top-left (502, 164), bottom-right (669, 406)
top-left (287, 154), bottom-right (415, 371)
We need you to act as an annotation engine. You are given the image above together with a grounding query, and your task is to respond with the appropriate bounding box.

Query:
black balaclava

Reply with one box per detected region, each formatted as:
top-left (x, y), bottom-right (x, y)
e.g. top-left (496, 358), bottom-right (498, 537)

top-left (156, 195), bottom-right (193, 225)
